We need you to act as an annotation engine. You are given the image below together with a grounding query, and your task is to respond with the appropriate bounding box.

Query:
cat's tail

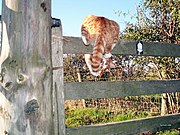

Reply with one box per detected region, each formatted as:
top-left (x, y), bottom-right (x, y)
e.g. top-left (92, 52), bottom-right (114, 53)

top-left (90, 36), bottom-right (105, 76)
top-left (84, 53), bottom-right (103, 77)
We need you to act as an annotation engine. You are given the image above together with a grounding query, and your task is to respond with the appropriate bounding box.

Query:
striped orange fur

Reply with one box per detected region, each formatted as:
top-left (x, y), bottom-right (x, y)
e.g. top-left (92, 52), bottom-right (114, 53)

top-left (81, 15), bottom-right (119, 76)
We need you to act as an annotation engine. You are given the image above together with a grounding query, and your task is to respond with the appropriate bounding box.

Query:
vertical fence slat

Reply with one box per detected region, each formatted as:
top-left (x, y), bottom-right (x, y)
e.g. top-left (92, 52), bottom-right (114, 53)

top-left (52, 21), bottom-right (65, 134)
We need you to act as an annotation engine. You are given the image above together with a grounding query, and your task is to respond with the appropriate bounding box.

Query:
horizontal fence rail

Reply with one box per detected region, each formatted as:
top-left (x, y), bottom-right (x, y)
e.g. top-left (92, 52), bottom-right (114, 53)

top-left (66, 113), bottom-right (180, 135)
top-left (63, 36), bottom-right (180, 57)
top-left (64, 80), bottom-right (180, 100)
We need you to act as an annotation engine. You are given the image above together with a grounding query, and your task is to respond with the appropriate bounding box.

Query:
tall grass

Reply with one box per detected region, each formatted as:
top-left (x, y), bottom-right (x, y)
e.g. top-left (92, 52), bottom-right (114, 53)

top-left (66, 108), bottom-right (179, 134)
top-left (66, 108), bottom-right (154, 128)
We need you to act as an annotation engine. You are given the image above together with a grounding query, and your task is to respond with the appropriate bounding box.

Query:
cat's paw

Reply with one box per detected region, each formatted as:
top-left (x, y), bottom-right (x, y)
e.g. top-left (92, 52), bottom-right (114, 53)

top-left (104, 53), bottom-right (112, 59)
top-left (82, 36), bottom-right (89, 46)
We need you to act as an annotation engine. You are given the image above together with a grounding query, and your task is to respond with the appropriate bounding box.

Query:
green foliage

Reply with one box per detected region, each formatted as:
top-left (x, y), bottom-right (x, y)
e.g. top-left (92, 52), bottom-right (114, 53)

top-left (143, 0), bottom-right (180, 43)
top-left (122, 0), bottom-right (180, 44)
top-left (65, 108), bottom-right (153, 128)
top-left (66, 108), bottom-right (111, 127)
top-left (117, 0), bottom-right (180, 90)
top-left (66, 108), bottom-right (179, 134)
top-left (156, 129), bottom-right (180, 135)
top-left (110, 110), bottom-right (152, 122)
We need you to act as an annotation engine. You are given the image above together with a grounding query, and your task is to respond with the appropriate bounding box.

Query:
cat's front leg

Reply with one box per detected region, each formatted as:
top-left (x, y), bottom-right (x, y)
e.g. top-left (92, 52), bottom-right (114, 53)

top-left (102, 53), bottom-right (112, 69)
top-left (82, 36), bottom-right (89, 46)
top-left (102, 54), bottom-right (115, 70)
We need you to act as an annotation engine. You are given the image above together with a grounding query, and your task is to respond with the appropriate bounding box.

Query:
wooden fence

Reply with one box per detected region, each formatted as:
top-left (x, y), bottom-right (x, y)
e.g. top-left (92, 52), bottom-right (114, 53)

top-left (0, 0), bottom-right (180, 135)
top-left (62, 37), bottom-right (180, 135)
top-left (61, 17), bottom-right (180, 135)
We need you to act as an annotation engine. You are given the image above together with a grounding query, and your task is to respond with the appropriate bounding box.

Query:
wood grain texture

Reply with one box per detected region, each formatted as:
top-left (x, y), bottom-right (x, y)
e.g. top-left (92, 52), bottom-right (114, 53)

top-left (52, 22), bottom-right (66, 135)
top-left (66, 113), bottom-right (180, 135)
top-left (63, 36), bottom-right (180, 57)
top-left (1, 0), bottom-right (53, 134)
top-left (64, 80), bottom-right (180, 100)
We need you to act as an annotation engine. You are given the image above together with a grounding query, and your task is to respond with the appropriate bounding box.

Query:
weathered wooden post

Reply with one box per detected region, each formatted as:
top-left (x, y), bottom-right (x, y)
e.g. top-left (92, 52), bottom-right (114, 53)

top-left (76, 68), bottom-right (86, 108)
top-left (0, 0), bottom-right (65, 134)
top-left (52, 18), bottom-right (65, 134)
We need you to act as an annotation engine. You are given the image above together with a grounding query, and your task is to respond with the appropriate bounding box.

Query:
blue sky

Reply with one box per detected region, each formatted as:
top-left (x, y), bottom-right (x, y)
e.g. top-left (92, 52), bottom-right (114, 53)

top-left (52, 0), bottom-right (142, 36)
top-left (0, 0), bottom-right (142, 36)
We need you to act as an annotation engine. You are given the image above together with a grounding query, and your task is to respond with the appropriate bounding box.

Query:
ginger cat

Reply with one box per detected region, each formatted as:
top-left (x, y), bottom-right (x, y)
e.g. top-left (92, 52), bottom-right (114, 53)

top-left (81, 15), bottom-right (119, 76)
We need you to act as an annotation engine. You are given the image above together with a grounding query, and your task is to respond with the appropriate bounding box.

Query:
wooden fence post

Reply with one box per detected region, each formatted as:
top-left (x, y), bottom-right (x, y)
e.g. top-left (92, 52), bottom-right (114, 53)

top-left (0, 0), bottom-right (58, 134)
top-left (76, 68), bottom-right (86, 108)
top-left (52, 19), bottom-right (65, 134)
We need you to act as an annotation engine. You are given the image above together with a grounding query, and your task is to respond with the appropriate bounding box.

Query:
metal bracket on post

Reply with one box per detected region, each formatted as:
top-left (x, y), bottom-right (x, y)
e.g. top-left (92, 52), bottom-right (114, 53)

top-left (51, 17), bottom-right (61, 28)
top-left (136, 41), bottom-right (143, 55)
